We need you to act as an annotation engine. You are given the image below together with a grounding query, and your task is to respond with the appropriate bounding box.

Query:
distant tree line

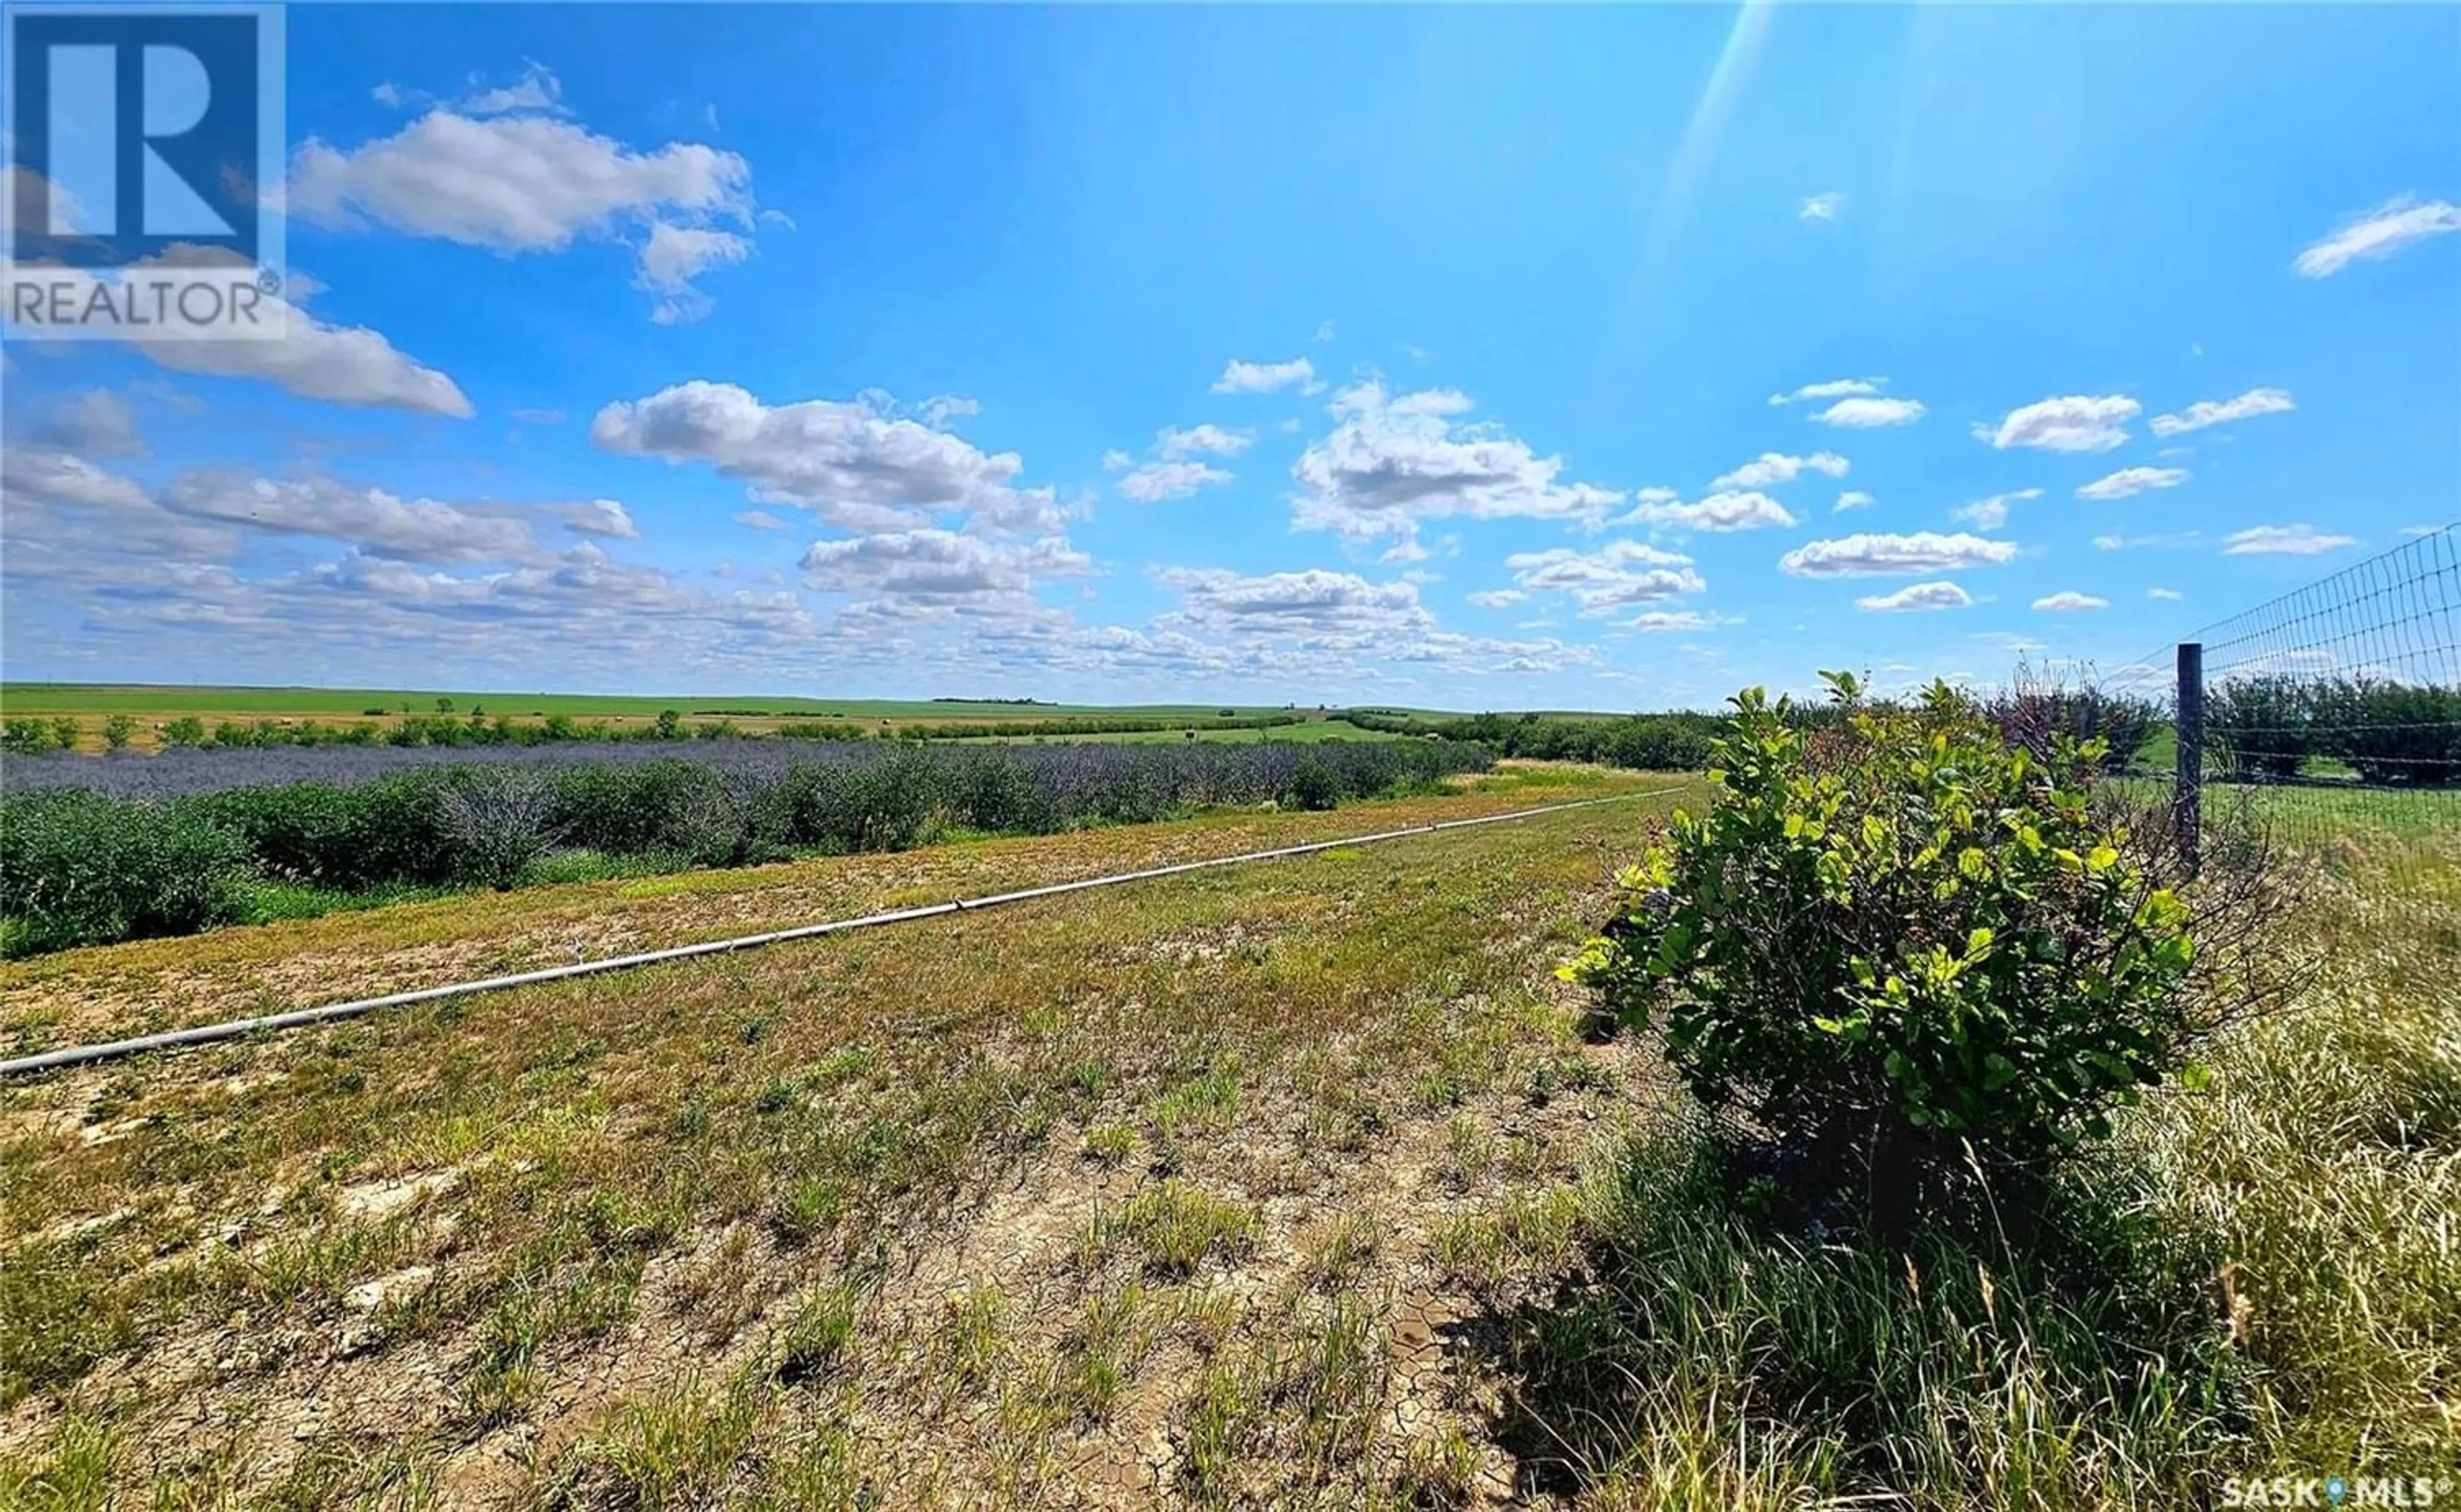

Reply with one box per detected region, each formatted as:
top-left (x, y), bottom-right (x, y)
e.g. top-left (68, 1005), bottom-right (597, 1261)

top-left (1336, 709), bottom-right (1727, 770)
top-left (2205, 675), bottom-right (2460, 785)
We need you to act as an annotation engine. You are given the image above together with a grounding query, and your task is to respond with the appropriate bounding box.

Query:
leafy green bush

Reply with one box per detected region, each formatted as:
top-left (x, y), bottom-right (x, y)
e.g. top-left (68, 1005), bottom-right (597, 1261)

top-left (0, 790), bottom-right (248, 953)
top-left (1285, 757), bottom-right (1342, 811)
top-left (1984, 682), bottom-right (2159, 771)
top-left (1568, 675), bottom-right (2223, 1227)
top-left (187, 773), bottom-right (457, 889)
top-left (1, 719), bottom-right (63, 755)
top-left (101, 715), bottom-right (135, 750)
top-left (1345, 709), bottom-right (1720, 771)
top-left (831, 745), bottom-right (945, 850)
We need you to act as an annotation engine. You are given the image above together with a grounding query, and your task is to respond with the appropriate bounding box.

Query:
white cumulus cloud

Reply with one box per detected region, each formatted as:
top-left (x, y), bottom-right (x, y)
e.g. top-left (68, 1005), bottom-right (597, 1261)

top-left (291, 109), bottom-right (757, 320)
top-left (2148, 388), bottom-right (2295, 438)
top-left (2076, 466), bottom-right (2190, 501)
top-left (1800, 192), bottom-right (1846, 221)
top-left (1949, 488), bottom-right (2041, 531)
top-left (1116, 460), bottom-right (1232, 503)
top-left (1289, 381), bottom-right (1621, 552)
top-left (1780, 531), bottom-right (2019, 578)
top-left (1811, 397), bottom-right (1925, 429)
top-left (1769, 377), bottom-right (1884, 407)
top-left (635, 222), bottom-right (753, 324)
top-left (1156, 423), bottom-right (1253, 459)
top-left (1210, 357), bottom-right (1320, 395)
top-left (1711, 450), bottom-right (1848, 491)
top-left (1975, 395), bottom-right (2140, 453)
top-left (137, 290), bottom-right (472, 418)
top-left (1503, 540), bottom-right (1705, 615)
top-left (2224, 524), bottom-right (2358, 556)
top-left (1625, 490), bottom-right (1797, 532)
top-left (1856, 580), bottom-right (1972, 612)
top-left (592, 381), bottom-right (1059, 535)
top-left (2032, 591), bottom-right (2109, 612)
top-left (2294, 195), bottom-right (2461, 278)
top-left (800, 529), bottom-right (1091, 602)
top-left (1834, 489), bottom-right (1875, 513)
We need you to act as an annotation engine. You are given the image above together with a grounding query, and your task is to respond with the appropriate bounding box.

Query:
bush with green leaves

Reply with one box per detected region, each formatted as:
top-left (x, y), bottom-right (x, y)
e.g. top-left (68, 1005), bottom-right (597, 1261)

top-left (0, 789), bottom-right (248, 952)
top-left (1567, 673), bottom-right (2235, 1227)
top-left (1285, 757), bottom-right (1342, 811)
top-left (1, 719), bottom-right (64, 755)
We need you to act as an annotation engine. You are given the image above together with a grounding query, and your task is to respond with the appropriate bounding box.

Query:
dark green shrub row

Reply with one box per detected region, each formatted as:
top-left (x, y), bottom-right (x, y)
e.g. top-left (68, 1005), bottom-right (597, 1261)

top-left (183, 712), bottom-right (754, 750)
top-left (2207, 675), bottom-right (2461, 784)
top-left (0, 789), bottom-right (252, 954)
top-left (1338, 709), bottom-right (1723, 770)
top-left (0, 741), bottom-right (1491, 954)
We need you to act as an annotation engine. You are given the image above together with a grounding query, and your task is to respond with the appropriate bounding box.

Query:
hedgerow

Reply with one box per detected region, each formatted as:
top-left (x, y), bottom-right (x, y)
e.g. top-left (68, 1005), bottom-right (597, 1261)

top-left (0, 789), bottom-right (250, 953)
top-left (1339, 709), bottom-right (1723, 769)
top-left (2208, 675), bottom-right (2461, 784)
top-left (0, 738), bottom-right (1492, 954)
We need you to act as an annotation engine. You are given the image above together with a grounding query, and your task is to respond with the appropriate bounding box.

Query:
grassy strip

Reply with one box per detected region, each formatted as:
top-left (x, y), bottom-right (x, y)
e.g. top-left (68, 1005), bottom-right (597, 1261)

top-left (0, 766), bottom-right (1670, 1057)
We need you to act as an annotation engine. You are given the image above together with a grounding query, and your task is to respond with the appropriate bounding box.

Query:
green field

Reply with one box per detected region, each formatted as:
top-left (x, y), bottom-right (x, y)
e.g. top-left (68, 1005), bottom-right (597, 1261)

top-left (0, 683), bottom-right (1377, 753)
top-left (0, 682), bottom-right (1302, 723)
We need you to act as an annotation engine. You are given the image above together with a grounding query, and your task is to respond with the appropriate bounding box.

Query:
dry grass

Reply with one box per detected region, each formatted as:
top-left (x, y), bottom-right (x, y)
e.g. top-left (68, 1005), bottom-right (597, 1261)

top-left (0, 768), bottom-right (1688, 1507)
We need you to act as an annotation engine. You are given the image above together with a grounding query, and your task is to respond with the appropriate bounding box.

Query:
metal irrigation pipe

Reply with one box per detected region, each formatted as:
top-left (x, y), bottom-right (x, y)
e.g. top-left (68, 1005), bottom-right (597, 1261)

top-left (0, 784), bottom-right (1687, 1079)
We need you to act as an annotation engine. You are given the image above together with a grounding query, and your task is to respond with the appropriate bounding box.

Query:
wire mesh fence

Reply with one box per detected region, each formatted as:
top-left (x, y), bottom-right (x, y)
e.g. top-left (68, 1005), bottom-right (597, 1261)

top-left (2066, 523), bottom-right (2459, 889)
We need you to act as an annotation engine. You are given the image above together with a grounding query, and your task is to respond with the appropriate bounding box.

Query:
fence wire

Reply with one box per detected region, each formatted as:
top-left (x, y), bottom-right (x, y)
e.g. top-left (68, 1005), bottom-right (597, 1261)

top-left (2074, 524), bottom-right (2459, 885)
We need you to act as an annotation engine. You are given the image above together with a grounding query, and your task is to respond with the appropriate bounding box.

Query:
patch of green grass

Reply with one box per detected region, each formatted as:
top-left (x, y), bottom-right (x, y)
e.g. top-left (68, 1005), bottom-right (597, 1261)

top-left (1078, 1181), bottom-right (1259, 1279)
top-left (1179, 1295), bottom-right (1389, 1505)
top-left (775, 1279), bottom-right (863, 1385)
top-left (547, 1374), bottom-right (767, 1509)
top-left (0, 1240), bottom-right (135, 1406)
top-left (0, 1411), bottom-right (112, 1509)
top-left (1059, 1281), bottom-right (1161, 1422)
top-left (1081, 1122), bottom-right (1139, 1167)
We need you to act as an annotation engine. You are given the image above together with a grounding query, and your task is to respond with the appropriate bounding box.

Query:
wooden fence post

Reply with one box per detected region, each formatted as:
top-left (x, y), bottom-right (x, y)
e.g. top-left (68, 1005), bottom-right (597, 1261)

top-left (2175, 641), bottom-right (2203, 879)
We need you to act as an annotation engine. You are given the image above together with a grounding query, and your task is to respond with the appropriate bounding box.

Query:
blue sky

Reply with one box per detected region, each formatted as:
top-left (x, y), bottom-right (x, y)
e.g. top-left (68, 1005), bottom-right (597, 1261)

top-left (4, 3), bottom-right (2457, 709)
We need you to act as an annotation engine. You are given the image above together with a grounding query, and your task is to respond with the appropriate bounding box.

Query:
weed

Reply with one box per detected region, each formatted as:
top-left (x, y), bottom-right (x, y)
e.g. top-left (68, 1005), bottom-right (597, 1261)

top-left (775, 1280), bottom-right (862, 1385)
top-left (1079, 1181), bottom-right (1259, 1279)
